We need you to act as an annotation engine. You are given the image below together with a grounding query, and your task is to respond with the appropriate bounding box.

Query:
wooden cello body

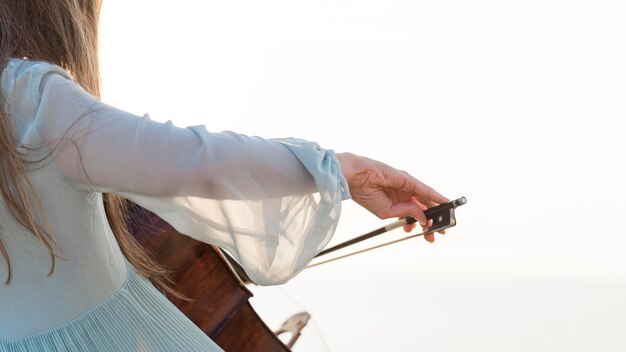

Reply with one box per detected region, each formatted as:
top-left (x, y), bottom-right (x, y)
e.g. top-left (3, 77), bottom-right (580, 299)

top-left (127, 202), bottom-right (294, 351)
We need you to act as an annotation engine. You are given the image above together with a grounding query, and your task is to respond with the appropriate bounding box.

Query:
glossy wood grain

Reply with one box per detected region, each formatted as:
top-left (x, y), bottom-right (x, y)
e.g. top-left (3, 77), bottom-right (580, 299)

top-left (127, 202), bottom-right (290, 352)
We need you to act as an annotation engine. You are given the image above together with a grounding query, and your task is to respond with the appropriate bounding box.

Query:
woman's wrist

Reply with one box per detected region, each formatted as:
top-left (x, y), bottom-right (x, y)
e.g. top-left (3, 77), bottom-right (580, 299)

top-left (336, 152), bottom-right (368, 185)
top-left (335, 152), bottom-right (353, 182)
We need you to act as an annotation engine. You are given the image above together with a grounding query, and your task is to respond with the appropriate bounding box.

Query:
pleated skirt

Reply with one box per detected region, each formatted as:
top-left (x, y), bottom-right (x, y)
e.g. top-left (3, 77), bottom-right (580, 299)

top-left (0, 260), bottom-right (224, 352)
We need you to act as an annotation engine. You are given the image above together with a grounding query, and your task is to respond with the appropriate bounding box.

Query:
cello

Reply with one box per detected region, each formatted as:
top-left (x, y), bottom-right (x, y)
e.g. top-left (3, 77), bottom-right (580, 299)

top-left (126, 201), bottom-right (309, 351)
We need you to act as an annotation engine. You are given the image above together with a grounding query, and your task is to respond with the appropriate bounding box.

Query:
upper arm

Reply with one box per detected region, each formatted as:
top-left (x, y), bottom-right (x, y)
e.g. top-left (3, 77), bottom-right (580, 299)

top-left (34, 72), bottom-right (319, 198)
top-left (36, 74), bottom-right (209, 196)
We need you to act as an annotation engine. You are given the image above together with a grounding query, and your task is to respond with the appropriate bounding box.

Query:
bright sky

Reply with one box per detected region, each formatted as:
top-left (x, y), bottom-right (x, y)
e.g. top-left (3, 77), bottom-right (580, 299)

top-left (99, 1), bottom-right (626, 351)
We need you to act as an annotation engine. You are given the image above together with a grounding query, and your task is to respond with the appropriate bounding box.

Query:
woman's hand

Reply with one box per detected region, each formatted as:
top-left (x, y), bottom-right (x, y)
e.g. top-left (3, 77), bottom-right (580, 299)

top-left (336, 152), bottom-right (449, 243)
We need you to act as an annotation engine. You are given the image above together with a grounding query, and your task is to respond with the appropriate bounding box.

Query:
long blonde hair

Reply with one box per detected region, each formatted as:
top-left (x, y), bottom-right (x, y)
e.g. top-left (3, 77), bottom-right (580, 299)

top-left (0, 0), bottom-right (186, 300)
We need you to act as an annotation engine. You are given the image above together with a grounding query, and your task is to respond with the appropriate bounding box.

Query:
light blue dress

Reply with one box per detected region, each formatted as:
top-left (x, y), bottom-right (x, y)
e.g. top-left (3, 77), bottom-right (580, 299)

top-left (0, 58), bottom-right (350, 351)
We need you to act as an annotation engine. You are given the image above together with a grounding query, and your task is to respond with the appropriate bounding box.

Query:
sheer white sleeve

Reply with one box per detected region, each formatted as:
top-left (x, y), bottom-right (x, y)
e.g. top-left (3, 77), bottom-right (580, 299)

top-left (27, 62), bottom-right (350, 285)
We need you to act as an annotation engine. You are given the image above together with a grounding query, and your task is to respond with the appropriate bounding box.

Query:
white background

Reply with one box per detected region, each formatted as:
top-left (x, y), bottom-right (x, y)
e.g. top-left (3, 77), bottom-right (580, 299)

top-left (99, 1), bottom-right (626, 351)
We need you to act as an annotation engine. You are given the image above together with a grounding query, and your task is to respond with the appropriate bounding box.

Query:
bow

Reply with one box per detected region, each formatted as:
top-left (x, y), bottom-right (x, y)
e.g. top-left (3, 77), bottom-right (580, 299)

top-left (308, 197), bottom-right (467, 268)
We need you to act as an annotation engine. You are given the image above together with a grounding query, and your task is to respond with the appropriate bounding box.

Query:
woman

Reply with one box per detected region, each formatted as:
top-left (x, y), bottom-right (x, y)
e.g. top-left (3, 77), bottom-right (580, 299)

top-left (0, 0), bottom-right (447, 350)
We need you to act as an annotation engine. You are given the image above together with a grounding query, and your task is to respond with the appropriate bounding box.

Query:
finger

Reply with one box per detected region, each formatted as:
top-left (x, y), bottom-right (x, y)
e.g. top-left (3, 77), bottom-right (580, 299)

top-left (381, 165), bottom-right (448, 205)
top-left (424, 232), bottom-right (434, 243)
top-left (384, 202), bottom-right (427, 225)
top-left (414, 196), bottom-right (439, 209)
top-left (403, 222), bottom-right (417, 232)
top-left (399, 216), bottom-right (415, 232)
top-left (412, 197), bottom-right (429, 210)
top-left (406, 177), bottom-right (449, 205)
top-left (438, 229), bottom-right (446, 235)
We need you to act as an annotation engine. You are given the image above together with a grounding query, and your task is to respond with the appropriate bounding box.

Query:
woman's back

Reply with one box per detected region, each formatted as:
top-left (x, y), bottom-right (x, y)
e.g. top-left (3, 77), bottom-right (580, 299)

top-left (0, 58), bottom-right (227, 351)
top-left (0, 59), bottom-right (129, 339)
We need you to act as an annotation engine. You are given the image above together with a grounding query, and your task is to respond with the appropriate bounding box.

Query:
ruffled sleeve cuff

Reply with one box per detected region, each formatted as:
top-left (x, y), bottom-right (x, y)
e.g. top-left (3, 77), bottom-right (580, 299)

top-left (273, 137), bottom-right (351, 201)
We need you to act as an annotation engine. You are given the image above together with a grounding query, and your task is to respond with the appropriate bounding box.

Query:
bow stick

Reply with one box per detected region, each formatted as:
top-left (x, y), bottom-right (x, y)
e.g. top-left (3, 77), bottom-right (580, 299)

top-left (307, 197), bottom-right (467, 268)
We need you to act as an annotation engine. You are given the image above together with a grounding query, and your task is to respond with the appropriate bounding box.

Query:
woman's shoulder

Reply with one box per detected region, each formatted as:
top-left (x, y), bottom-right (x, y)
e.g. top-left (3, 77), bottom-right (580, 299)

top-left (5, 57), bottom-right (69, 76)
top-left (1, 58), bottom-right (74, 116)
top-left (3, 57), bottom-right (73, 93)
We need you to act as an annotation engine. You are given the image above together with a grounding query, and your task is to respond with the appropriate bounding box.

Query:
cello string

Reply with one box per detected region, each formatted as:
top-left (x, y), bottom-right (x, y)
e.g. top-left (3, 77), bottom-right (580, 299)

top-left (306, 230), bottom-right (426, 269)
top-left (273, 287), bottom-right (330, 352)
top-left (253, 284), bottom-right (328, 351)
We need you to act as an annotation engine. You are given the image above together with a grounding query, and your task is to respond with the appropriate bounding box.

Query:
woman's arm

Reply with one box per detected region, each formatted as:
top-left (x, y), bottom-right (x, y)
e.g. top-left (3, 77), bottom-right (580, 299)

top-left (35, 72), bottom-right (323, 200)
top-left (26, 61), bottom-right (446, 284)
